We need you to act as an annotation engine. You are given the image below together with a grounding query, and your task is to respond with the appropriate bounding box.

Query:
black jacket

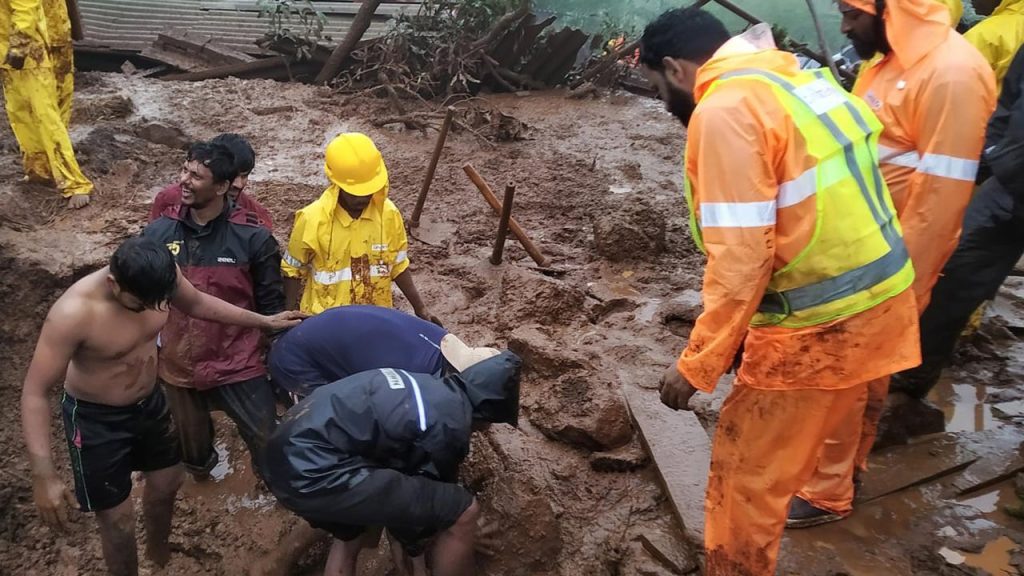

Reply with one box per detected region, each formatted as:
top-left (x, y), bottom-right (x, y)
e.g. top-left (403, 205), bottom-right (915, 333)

top-left (982, 45), bottom-right (1024, 194)
top-left (266, 352), bottom-right (521, 499)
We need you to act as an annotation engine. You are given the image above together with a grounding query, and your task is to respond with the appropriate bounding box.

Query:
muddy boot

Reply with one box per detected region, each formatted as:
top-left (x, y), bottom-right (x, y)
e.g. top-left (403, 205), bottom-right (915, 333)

top-left (874, 392), bottom-right (946, 450)
top-left (786, 497), bottom-right (842, 529)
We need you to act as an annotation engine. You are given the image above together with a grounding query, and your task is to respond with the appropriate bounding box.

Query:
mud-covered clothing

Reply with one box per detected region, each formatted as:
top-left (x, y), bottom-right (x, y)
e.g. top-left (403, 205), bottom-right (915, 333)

top-left (143, 201), bottom-right (285, 390)
top-left (281, 184), bottom-right (410, 314)
top-left (149, 184), bottom-right (274, 232)
top-left (266, 352), bottom-right (521, 553)
top-left (160, 376), bottom-right (276, 480)
top-left (61, 386), bottom-right (181, 512)
top-left (269, 305), bottom-right (447, 397)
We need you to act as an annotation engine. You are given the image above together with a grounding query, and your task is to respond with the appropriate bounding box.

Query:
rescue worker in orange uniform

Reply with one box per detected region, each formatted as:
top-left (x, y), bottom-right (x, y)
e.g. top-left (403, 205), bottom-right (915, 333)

top-left (0, 0), bottom-right (93, 209)
top-left (640, 7), bottom-right (921, 574)
top-left (790, 0), bottom-right (996, 527)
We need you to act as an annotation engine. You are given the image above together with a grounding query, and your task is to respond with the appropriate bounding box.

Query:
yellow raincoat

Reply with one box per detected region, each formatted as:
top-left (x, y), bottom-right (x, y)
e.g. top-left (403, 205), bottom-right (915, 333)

top-left (281, 184), bottom-right (410, 314)
top-left (0, 0), bottom-right (91, 197)
top-left (965, 0), bottom-right (1024, 91)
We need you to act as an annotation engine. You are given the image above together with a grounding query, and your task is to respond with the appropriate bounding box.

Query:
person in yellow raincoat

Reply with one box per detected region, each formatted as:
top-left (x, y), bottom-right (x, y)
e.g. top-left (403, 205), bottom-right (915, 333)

top-left (282, 133), bottom-right (439, 323)
top-left (791, 0), bottom-right (996, 528)
top-left (640, 7), bottom-right (920, 574)
top-left (1, 0), bottom-right (92, 208)
top-left (965, 0), bottom-right (1024, 90)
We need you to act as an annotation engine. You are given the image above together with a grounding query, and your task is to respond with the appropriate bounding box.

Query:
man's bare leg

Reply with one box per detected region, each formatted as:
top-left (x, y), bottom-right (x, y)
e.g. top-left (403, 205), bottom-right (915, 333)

top-left (142, 464), bottom-right (184, 566)
top-left (249, 520), bottom-right (329, 576)
top-left (430, 500), bottom-right (480, 576)
top-left (95, 498), bottom-right (138, 576)
top-left (67, 194), bottom-right (91, 209)
top-left (324, 538), bottom-right (362, 576)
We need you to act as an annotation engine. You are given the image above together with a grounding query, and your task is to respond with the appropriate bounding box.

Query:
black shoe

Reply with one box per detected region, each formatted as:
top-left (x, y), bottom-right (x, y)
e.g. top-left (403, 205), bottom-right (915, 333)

top-left (786, 496), bottom-right (843, 529)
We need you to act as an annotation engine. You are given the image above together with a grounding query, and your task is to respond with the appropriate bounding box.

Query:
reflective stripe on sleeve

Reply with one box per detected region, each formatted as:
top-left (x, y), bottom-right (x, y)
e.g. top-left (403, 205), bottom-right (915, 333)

top-left (700, 200), bottom-right (777, 228)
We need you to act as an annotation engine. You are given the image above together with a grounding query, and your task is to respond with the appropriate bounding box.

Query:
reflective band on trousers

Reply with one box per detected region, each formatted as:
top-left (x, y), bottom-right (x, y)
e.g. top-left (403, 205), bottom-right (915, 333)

top-left (878, 145), bottom-right (979, 182)
top-left (716, 68), bottom-right (909, 316)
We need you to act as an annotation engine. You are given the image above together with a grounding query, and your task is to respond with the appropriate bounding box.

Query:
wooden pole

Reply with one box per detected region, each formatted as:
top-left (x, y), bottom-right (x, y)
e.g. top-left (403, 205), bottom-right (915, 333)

top-left (804, 0), bottom-right (842, 82)
top-left (66, 0), bottom-right (85, 41)
top-left (490, 183), bottom-right (516, 265)
top-left (463, 164), bottom-right (549, 267)
top-left (314, 0), bottom-right (384, 84)
top-left (410, 107), bottom-right (456, 228)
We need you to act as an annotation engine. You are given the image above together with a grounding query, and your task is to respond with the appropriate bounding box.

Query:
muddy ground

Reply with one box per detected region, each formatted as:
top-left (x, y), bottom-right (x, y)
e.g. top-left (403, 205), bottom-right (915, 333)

top-left (0, 72), bottom-right (1021, 576)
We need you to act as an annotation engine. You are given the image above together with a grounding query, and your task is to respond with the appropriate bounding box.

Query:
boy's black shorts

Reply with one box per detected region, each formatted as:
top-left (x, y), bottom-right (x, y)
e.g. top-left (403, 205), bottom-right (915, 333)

top-left (61, 386), bottom-right (181, 512)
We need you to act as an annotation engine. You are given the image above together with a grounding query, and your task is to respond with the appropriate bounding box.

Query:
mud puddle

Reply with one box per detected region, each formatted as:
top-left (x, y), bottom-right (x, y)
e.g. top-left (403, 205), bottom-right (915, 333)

top-left (930, 375), bottom-right (1000, 433)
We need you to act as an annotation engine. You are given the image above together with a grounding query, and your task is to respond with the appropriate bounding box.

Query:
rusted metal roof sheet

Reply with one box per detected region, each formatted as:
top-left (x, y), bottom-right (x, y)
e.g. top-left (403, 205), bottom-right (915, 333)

top-left (77, 0), bottom-right (420, 54)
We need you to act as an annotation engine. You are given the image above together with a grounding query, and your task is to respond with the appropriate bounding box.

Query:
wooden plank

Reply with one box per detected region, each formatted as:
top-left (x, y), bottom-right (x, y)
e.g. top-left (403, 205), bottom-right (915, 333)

top-left (857, 433), bottom-right (979, 503)
top-left (624, 385), bottom-right (710, 544)
top-left (160, 55), bottom-right (289, 81)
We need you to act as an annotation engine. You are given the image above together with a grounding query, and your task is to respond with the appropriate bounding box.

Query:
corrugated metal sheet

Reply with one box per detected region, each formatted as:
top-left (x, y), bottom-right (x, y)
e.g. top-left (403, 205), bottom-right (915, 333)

top-left (77, 0), bottom-right (420, 54)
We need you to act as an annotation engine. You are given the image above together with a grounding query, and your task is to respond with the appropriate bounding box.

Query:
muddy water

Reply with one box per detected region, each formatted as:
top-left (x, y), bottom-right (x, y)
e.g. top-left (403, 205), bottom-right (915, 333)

top-left (930, 375), bottom-right (1000, 433)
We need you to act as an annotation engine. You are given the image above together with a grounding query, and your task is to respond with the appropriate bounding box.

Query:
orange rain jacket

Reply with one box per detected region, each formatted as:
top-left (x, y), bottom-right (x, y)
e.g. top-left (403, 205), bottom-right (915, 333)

top-left (677, 26), bottom-right (920, 395)
top-left (846, 0), bottom-right (996, 312)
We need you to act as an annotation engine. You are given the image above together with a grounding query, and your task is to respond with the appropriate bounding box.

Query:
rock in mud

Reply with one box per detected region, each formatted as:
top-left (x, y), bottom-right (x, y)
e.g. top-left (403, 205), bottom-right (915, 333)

top-left (135, 121), bottom-right (192, 150)
top-left (527, 373), bottom-right (633, 451)
top-left (499, 268), bottom-right (586, 326)
top-left (637, 531), bottom-right (700, 574)
top-left (479, 480), bottom-right (563, 575)
top-left (589, 441), bottom-right (650, 472)
top-left (72, 94), bottom-right (134, 123)
top-left (508, 324), bottom-right (591, 379)
top-left (591, 202), bottom-right (667, 262)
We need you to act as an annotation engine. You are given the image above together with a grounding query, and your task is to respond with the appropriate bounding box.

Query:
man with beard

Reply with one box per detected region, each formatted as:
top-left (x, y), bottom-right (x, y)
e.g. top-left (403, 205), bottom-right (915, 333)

top-left (792, 0), bottom-right (996, 528)
top-left (143, 140), bottom-right (288, 482)
top-left (640, 7), bottom-right (920, 575)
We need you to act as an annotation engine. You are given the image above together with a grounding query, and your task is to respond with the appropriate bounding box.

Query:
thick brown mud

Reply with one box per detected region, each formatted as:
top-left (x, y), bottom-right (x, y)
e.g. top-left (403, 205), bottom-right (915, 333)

top-left (0, 72), bottom-right (1022, 576)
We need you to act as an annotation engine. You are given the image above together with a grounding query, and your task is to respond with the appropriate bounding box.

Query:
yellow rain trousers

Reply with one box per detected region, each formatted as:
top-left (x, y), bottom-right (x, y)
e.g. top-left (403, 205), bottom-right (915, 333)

top-left (965, 0), bottom-right (1024, 91)
top-left (1, 0), bottom-right (92, 197)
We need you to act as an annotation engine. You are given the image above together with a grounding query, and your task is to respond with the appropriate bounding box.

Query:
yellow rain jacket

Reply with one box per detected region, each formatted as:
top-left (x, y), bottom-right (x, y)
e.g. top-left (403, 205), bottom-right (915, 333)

top-left (1, 0), bottom-right (92, 197)
top-left (965, 0), bottom-right (1024, 91)
top-left (282, 184), bottom-right (410, 314)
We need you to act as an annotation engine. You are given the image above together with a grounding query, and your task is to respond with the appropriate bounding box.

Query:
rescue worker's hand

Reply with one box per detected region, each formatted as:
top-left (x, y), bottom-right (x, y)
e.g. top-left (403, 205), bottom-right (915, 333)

top-left (32, 473), bottom-right (76, 530)
top-left (475, 514), bottom-right (501, 557)
top-left (262, 310), bottom-right (308, 331)
top-left (415, 308), bottom-right (443, 327)
top-left (660, 365), bottom-right (698, 411)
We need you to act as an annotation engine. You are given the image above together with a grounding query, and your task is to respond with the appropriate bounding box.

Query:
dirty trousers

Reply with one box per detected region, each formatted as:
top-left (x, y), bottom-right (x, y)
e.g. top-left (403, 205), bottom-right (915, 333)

top-left (1, 66), bottom-right (92, 196)
top-left (705, 380), bottom-right (868, 576)
top-left (161, 376), bottom-right (277, 482)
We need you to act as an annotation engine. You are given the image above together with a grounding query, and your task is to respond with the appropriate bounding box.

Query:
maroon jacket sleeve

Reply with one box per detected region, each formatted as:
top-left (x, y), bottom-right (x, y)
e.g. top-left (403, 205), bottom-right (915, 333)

top-left (238, 193), bottom-right (274, 232)
top-left (149, 184), bottom-right (182, 223)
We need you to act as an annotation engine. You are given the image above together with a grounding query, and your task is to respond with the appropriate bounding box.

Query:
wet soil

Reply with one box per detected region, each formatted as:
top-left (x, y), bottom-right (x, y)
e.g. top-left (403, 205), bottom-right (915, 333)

top-left (0, 72), bottom-right (1022, 576)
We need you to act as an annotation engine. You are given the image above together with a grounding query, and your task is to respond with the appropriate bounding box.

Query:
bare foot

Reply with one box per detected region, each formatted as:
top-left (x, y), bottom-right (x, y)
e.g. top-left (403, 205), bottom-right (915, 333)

top-left (67, 194), bottom-right (91, 209)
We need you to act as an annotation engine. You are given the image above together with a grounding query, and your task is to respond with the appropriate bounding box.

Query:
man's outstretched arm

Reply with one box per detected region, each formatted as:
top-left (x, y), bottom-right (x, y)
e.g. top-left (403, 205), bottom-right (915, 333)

top-left (170, 267), bottom-right (306, 330)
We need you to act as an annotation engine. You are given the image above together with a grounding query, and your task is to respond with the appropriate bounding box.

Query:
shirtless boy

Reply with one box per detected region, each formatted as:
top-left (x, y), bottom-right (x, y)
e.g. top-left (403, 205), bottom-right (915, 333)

top-left (20, 236), bottom-right (304, 576)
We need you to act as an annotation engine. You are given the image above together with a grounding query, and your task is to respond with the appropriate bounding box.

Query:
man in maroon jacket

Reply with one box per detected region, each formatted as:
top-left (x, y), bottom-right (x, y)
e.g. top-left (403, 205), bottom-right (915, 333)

top-left (143, 140), bottom-right (284, 481)
top-left (149, 133), bottom-right (273, 231)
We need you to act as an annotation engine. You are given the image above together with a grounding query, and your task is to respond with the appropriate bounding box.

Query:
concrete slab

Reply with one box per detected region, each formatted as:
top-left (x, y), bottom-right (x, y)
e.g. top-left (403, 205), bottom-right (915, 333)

top-left (624, 385), bottom-right (711, 544)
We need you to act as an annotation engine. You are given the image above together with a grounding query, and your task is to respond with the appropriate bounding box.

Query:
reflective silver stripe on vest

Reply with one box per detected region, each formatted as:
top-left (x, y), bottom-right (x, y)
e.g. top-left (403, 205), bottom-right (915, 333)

top-left (717, 69), bottom-right (909, 315)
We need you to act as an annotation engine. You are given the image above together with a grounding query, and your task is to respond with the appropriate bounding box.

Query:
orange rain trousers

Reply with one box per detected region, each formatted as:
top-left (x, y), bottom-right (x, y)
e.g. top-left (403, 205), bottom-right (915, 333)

top-left (706, 381), bottom-right (868, 576)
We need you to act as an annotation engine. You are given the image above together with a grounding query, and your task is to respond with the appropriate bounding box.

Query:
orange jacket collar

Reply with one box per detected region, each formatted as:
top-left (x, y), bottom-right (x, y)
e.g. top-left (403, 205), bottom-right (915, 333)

top-left (845, 0), bottom-right (950, 69)
top-left (694, 24), bottom-right (800, 103)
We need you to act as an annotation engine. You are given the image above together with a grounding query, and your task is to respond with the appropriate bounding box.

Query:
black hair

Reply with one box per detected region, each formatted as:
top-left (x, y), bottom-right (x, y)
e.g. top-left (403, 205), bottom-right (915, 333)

top-left (109, 236), bottom-right (178, 310)
top-left (186, 141), bottom-right (239, 184)
top-left (639, 7), bottom-right (732, 71)
top-left (211, 133), bottom-right (256, 174)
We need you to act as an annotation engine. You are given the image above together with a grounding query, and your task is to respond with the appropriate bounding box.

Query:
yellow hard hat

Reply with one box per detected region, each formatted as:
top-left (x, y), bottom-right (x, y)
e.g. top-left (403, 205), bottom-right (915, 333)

top-left (323, 133), bottom-right (389, 197)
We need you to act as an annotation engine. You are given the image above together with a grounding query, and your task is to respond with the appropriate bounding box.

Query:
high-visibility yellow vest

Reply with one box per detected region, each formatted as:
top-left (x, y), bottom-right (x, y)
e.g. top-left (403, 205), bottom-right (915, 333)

top-left (685, 68), bottom-right (915, 328)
